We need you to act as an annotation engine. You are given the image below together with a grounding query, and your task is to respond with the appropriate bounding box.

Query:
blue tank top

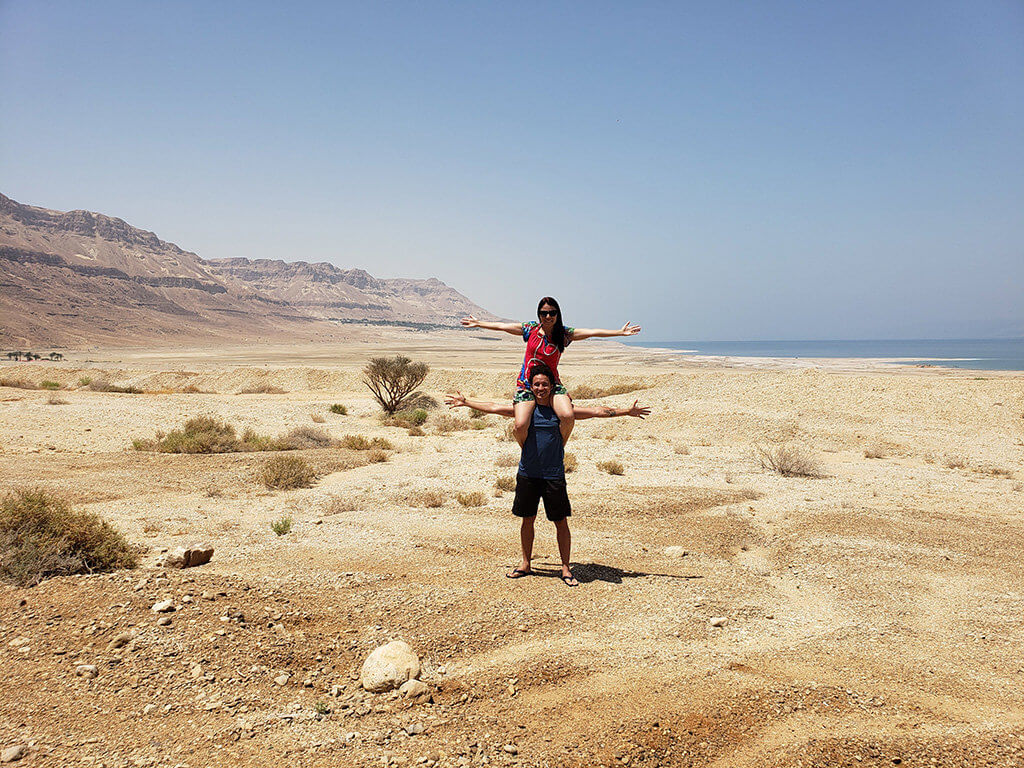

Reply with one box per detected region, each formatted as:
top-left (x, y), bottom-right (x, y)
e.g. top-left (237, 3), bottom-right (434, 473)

top-left (518, 404), bottom-right (564, 480)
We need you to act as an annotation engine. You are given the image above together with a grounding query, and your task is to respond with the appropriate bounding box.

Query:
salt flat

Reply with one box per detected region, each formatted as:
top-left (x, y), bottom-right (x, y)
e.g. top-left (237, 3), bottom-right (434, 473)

top-left (1, 336), bottom-right (1023, 767)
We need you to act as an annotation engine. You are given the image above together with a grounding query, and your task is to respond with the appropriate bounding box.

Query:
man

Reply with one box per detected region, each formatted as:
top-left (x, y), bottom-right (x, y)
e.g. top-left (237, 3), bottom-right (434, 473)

top-left (444, 363), bottom-right (649, 586)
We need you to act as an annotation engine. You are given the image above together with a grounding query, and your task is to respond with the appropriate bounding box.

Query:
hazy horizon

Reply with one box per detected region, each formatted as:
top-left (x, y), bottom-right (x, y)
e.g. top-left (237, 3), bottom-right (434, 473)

top-left (2, 1), bottom-right (1022, 340)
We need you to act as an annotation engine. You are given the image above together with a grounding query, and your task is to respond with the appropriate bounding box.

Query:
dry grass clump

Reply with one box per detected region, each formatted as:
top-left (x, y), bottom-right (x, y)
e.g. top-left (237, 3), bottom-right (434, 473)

top-left (238, 383), bottom-right (286, 394)
top-left (495, 475), bottom-right (517, 492)
top-left (432, 413), bottom-right (473, 433)
top-left (942, 454), bottom-right (968, 470)
top-left (0, 378), bottom-right (37, 389)
top-left (974, 464), bottom-right (1013, 478)
top-left (39, 380), bottom-right (61, 390)
top-left (597, 460), bottom-right (625, 476)
top-left (563, 452), bottom-right (578, 473)
top-left (87, 380), bottom-right (143, 394)
top-left (325, 497), bottom-right (360, 515)
top-left (328, 403), bottom-right (348, 415)
top-left (46, 395), bottom-right (68, 406)
top-left (410, 490), bottom-right (445, 508)
top-left (310, 413), bottom-right (326, 423)
top-left (756, 444), bottom-right (823, 478)
top-left (674, 443), bottom-right (691, 456)
top-left (0, 488), bottom-right (137, 587)
top-left (864, 445), bottom-right (886, 459)
top-left (407, 426), bottom-right (425, 437)
top-left (457, 491), bottom-right (486, 507)
top-left (382, 408), bottom-right (429, 428)
top-left (569, 381), bottom-right (647, 400)
top-left (367, 449), bottom-right (388, 463)
top-left (340, 434), bottom-right (392, 451)
top-left (258, 455), bottom-right (315, 490)
top-left (132, 417), bottom-right (281, 453)
top-left (495, 453), bottom-right (518, 467)
top-left (283, 426), bottom-right (334, 450)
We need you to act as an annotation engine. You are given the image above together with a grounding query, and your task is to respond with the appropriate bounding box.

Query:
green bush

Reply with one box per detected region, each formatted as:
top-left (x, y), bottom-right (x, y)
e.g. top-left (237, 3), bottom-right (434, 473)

top-left (39, 380), bottom-right (61, 391)
top-left (0, 489), bottom-right (137, 586)
top-left (133, 417), bottom-right (281, 453)
top-left (270, 516), bottom-right (293, 535)
top-left (328, 403), bottom-right (348, 415)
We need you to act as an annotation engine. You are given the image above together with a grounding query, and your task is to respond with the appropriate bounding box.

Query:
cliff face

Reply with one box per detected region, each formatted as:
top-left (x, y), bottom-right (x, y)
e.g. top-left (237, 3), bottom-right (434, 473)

top-left (0, 193), bottom-right (494, 347)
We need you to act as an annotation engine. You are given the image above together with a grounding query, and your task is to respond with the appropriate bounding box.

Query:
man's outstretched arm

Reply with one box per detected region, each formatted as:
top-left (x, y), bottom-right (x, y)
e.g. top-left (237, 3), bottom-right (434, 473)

top-left (574, 400), bottom-right (650, 420)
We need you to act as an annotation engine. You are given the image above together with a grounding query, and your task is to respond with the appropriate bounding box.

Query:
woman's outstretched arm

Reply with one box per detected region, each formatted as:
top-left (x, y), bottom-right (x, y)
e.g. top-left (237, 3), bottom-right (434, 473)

top-left (460, 315), bottom-right (523, 336)
top-left (569, 322), bottom-right (641, 342)
top-left (445, 392), bottom-right (515, 417)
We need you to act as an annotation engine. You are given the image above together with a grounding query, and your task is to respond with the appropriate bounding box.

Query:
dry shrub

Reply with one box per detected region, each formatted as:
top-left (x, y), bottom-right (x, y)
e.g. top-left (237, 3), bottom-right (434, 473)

top-left (597, 460), bottom-right (625, 476)
top-left (132, 417), bottom-right (279, 454)
top-left (408, 426), bottom-right (425, 437)
top-left (340, 434), bottom-right (392, 451)
top-left (674, 444), bottom-right (691, 456)
top-left (432, 413), bottom-right (473, 433)
top-left (942, 454), bottom-right (968, 470)
top-left (87, 380), bottom-right (142, 394)
top-left (259, 455), bottom-right (315, 490)
top-left (470, 420), bottom-right (488, 431)
top-left (756, 444), bottom-right (823, 478)
top-left (367, 449), bottom-right (388, 463)
top-left (864, 444), bottom-right (886, 459)
top-left (457, 491), bottom-right (486, 507)
top-left (328, 403), bottom-right (347, 415)
top-left (411, 490), bottom-right (445, 508)
top-left (495, 475), bottom-right (517, 492)
top-left (975, 464), bottom-right (1013, 478)
top-left (569, 381), bottom-right (647, 400)
top-left (283, 426), bottom-right (334, 450)
top-left (364, 355), bottom-right (429, 414)
top-left (310, 413), bottom-right (326, 423)
top-left (738, 486), bottom-right (761, 500)
top-left (325, 497), bottom-right (359, 515)
top-left (180, 385), bottom-right (206, 394)
top-left (0, 378), bottom-right (37, 389)
top-left (495, 453), bottom-right (518, 467)
top-left (47, 395), bottom-right (68, 406)
top-left (0, 488), bottom-right (137, 586)
top-left (563, 452), bottom-right (578, 473)
top-left (238, 383), bottom-right (286, 394)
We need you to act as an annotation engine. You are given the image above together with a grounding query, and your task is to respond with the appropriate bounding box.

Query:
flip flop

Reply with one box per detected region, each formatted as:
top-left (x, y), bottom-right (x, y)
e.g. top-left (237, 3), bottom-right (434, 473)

top-left (506, 568), bottom-right (531, 579)
top-left (561, 573), bottom-right (578, 587)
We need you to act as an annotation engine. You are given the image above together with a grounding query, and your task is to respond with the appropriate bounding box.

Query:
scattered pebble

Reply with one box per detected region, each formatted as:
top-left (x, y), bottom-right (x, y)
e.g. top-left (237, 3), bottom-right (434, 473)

top-left (75, 664), bottom-right (98, 679)
top-left (151, 600), bottom-right (175, 613)
top-left (1, 745), bottom-right (27, 763)
top-left (710, 617), bottom-right (727, 627)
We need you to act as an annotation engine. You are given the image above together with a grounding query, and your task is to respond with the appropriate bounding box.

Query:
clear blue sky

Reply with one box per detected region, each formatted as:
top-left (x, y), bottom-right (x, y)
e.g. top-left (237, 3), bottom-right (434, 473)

top-left (2, 1), bottom-right (1022, 339)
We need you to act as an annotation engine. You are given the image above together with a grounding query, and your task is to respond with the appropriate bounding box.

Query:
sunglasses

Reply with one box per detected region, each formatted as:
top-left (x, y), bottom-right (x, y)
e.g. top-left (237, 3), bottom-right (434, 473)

top-left (538, 310), bottom-right (558, 318)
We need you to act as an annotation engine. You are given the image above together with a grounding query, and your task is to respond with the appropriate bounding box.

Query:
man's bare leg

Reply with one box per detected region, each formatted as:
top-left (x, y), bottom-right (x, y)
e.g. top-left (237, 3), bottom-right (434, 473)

top-left (508, 515), bottom-right (535, 577)
top-left (554, 518), bottom-right (577, 586)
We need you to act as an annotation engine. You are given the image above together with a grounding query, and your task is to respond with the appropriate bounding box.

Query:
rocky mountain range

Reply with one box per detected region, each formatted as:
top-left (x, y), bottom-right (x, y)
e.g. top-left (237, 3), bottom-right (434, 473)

top-left (0, 193), bottom-right (494, 347)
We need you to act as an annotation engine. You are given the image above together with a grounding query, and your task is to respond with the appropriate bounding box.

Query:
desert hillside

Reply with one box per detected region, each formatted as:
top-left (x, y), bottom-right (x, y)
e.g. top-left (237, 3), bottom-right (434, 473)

top-left (0, 193), bottom-right (494, 348)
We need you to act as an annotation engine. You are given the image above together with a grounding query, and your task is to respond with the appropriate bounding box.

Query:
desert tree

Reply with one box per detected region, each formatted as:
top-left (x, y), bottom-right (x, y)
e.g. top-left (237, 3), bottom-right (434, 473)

top-left (363, 355), bottom-right (429, 414)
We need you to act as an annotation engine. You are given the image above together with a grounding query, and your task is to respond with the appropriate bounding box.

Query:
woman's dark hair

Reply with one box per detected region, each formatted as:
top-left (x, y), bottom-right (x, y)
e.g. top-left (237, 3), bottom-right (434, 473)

top-left (537, 296), bottom-right (567, 352)
top-left (529, 362), bottom-right (555, 386)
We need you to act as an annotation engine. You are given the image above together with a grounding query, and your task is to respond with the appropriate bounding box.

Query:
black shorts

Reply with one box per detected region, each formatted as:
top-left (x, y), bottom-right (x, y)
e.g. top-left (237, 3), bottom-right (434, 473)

top-left (512, 474), bottom-right (571, 522)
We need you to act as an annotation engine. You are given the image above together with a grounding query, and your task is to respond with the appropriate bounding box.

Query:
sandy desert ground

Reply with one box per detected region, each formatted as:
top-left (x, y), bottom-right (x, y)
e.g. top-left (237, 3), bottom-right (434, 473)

top-left (2, 335), bottom-right (1024, 767)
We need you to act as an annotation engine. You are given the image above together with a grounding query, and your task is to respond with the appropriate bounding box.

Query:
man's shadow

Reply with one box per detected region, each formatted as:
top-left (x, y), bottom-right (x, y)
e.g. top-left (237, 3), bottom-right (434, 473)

top-left (529, 562), bottom-right (702, 584)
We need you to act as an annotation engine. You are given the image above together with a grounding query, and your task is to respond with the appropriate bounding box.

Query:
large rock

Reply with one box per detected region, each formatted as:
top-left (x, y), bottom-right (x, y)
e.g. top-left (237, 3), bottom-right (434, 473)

top-left (162, 543), bottom-right (214, 569)
top-left (360, 641), bottom-right (420, 693)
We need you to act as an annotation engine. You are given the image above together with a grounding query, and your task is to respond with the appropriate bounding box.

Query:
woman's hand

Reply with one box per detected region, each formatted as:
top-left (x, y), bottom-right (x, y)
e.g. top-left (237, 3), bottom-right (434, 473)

top-left (444, 392), bottom-right (468, 409)
top-left (628, 400), bottom-right (650, 419)
top-left (619, 322), bottom-right (641, 336)
top-left (460, 316), bottom-right (480, 328)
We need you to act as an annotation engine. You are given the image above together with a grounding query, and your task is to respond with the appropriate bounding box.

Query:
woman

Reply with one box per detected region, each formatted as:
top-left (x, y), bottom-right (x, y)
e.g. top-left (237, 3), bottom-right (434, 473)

top-left (445, 363), bottom-right (649, 586)
top-left (461, 297), bottom-right (640, 445)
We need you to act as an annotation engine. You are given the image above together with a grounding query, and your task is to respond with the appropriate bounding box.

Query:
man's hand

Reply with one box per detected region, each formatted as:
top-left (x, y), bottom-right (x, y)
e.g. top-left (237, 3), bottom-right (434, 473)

top-left (460, 316), bottom-right (480, 328)
top-left (628, 400), bottom-right (650, 419)
top-left (444, 392), bottom-right (468, 409)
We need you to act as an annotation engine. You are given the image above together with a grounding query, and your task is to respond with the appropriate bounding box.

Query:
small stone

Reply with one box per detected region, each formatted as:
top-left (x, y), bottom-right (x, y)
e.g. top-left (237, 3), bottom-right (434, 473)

top-left (157, 616), bottom-right (172, 627)
top-left (664, 546), bottom-right (688, 558)
top-left (399, 679), bottom-right (432, 703)
top-left (143, 703), bottom-right (157, 715)
top-left (710, 617), bottom-right (727, 627)
top-left (503, 745), bottom-right (517, 755)
top-left (275, 674), bottom-right (290, 686)
top-left (107, 632), bottom-right (132, 650)
top-left (202, 591), bottom-right (215, 600)
top-left (1, 745), bottom-right (27, 763)
top-left (405, 723), bottom-right (425, 736)
top-left (331, 684), bottom-right (343, 697)
top-left (152, 600), bottom-right (175, 613)
top-left (190, 663), bottom-right (204, 679)
top-left (184, 544), bottom-right (214, 567)
top-left (181, 595), bottom-right (193, 604)
top-left (75, 664), bottom-right (98, 679)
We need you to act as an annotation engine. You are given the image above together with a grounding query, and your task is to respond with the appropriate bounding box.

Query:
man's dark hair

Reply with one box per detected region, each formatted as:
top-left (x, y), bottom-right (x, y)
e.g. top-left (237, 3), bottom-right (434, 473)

top-left (529, 362), bottom-right (555, 386)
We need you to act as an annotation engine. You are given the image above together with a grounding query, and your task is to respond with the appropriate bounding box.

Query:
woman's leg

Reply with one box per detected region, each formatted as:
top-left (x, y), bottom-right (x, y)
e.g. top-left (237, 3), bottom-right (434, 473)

top-left (554, 518), bottom-right (576, 585)
top-left (513, 399), bottom-right (535, 446)
top-left (552, 392), bottom-right (575, 444)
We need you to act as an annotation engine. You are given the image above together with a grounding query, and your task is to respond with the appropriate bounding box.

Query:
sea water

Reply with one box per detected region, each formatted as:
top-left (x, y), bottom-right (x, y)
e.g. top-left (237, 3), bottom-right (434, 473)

top-left (624, 338), bottom-right (1024, 372)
